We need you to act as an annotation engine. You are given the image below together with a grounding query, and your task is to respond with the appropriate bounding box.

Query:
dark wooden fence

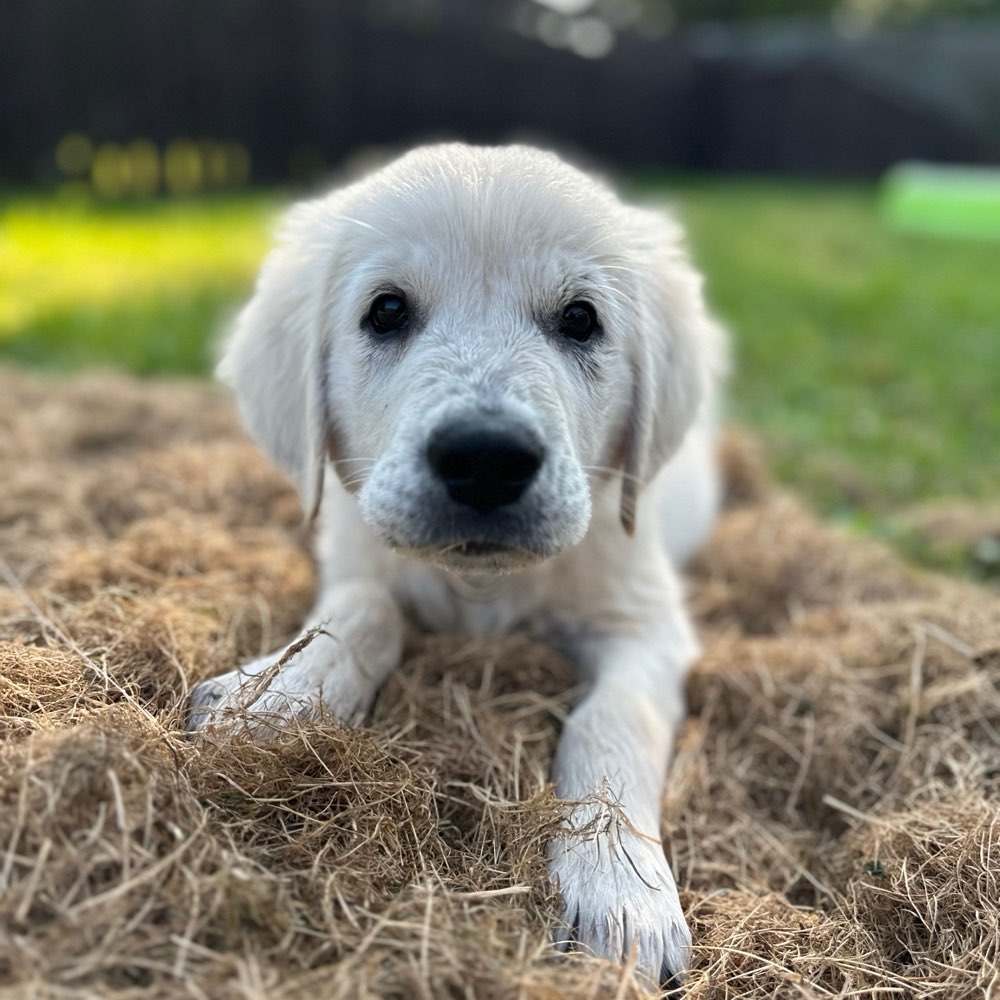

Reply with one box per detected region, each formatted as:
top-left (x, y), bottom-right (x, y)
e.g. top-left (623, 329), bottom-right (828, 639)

top-left (1, 0), bottom-right (997, 184)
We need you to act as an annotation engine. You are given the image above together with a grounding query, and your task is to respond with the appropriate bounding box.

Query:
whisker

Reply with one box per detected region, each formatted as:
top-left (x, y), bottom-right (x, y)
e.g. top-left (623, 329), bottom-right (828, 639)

top-left (598, 263), bottom-right (643, 277)
top-left (338, 473), bottom-right (371, 491)
top-left (333, 214), bottom-right (384, 236)
top-left (581, 464), bottom-right (643, 485)
top-left (595, 286), bottom-right (631, 311)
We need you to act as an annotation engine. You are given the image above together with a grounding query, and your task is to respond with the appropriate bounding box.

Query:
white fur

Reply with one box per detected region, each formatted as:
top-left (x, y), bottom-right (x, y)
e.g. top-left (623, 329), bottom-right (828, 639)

top-left (190, 144), bottom-right (726, 985)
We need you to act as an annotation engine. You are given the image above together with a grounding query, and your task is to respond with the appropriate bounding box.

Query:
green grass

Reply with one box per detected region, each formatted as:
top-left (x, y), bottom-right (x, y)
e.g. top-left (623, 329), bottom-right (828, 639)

top-left (665, 181), bottom-right (998, 516)
top-left (1, 183), bottom-right (997, 575)
top-left (0, 192), bottom-right (276, 373)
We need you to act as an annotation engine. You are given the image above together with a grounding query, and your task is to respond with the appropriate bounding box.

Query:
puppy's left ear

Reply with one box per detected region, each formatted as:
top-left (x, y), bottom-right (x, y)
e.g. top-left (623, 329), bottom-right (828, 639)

top-left (618, 207), bottom-right (727, 534)
top-left (217, 198), bottom-right (338, 523)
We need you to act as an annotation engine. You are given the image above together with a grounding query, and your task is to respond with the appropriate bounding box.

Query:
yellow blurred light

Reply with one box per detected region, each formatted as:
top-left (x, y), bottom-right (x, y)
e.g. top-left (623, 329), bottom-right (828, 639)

top-left (127, 139), bottom-right (161, 196)
top-left (224, 142), bottom-right (252, 186)
top-left (202, 141), bottom-right (229, 187)
top-left (164, 139), bottom-right (204, 196)
top-left (91, 143), bottom-right (132, 198)
top-left (55, 133), bottom-right (94, 176)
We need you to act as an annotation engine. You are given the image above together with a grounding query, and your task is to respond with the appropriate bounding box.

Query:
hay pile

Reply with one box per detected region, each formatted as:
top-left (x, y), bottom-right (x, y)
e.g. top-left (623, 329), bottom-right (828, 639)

top-left (1, 369), bottom-right (997, 998)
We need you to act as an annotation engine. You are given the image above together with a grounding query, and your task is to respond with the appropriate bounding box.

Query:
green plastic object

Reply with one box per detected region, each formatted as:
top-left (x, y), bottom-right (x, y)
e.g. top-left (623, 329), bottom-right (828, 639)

top-left (882, 162), bottom-right (1000, 241)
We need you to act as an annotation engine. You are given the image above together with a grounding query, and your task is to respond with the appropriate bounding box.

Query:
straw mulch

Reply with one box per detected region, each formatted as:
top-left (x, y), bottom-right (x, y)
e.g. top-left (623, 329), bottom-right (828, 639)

top-left (1, 369), bottom-right (997, 999)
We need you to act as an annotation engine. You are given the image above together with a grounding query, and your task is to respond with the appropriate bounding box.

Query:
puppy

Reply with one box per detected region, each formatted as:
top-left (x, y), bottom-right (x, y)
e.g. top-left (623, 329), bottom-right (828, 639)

top-left (190, 144), bottom-right (726, 985)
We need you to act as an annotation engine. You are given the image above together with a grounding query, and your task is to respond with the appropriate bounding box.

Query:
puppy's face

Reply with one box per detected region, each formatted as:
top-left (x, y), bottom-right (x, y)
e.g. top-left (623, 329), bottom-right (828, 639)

top-left (326, 152), bottom-right (644, 572)
top-left (221, 145), bottom-right (717, 575)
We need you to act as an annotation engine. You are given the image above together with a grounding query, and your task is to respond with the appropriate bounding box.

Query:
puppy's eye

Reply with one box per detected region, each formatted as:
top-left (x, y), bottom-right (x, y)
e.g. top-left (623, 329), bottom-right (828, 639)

top-left (559, 301), bottom-right (599, 343)
top-left (367, 293), bottom-right (409, 335)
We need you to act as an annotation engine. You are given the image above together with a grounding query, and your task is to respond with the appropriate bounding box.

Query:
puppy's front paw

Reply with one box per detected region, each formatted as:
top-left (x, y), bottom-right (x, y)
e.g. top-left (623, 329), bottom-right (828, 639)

top-left (548, 816), bottom-right (691, 989)
top-left (188, 629), bottom-right (370, 736)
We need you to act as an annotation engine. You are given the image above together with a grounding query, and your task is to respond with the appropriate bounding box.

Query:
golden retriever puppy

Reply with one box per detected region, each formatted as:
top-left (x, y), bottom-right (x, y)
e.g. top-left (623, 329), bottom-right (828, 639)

top-left (190, 144), bottom-right (726, 985)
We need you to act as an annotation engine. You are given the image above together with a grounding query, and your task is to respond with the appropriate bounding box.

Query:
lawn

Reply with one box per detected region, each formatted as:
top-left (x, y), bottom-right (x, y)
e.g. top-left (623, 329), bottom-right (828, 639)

top-left (672, 181), bottom-right (998, 514)
top-left (1, 182), bottom-right (996, 573)
top-left (0, 193), bottom-right (276, 373)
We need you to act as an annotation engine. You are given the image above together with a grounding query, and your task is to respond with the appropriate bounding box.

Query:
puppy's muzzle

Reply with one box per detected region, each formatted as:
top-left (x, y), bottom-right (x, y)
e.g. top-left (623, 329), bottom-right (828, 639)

top-left (426, 423), bottom-right (544, 512)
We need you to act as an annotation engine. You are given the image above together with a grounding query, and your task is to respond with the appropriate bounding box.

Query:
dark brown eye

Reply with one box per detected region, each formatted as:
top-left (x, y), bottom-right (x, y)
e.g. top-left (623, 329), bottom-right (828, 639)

top-left (367, 293), bottom-right (409, 335)
top-left (559, 301), bottom-right (598, 343)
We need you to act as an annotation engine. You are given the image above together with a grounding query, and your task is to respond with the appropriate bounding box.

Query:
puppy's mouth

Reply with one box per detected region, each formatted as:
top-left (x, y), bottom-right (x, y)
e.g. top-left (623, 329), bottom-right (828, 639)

top-left (447, 540), bottom-right (512, 558)
top-left (434, 538), bottom-right (546, 574)
top-left (386, 534), bottom-right (548, 574)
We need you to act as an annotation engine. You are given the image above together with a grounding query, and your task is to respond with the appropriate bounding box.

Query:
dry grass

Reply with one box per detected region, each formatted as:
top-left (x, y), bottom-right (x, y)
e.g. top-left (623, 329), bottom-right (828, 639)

top-left (0, 370), bottom-right (997, 999)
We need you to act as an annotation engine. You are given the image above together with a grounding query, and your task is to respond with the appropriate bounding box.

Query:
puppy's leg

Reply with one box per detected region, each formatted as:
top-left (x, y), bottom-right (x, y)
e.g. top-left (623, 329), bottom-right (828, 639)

top-left (188, 580), bottom-right (404, 734)
top-left (548, 617), bottom-right (696, 986)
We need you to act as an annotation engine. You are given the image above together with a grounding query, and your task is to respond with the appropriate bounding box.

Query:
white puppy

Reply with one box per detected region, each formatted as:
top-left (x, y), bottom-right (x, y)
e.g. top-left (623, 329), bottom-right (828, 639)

top-left (190, 144), bottom-right (726, 985)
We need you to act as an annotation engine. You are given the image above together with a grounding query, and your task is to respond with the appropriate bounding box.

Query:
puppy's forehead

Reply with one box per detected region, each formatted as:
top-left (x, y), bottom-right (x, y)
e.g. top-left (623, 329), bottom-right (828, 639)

top-left (340, 146), bottom-right (629, 277)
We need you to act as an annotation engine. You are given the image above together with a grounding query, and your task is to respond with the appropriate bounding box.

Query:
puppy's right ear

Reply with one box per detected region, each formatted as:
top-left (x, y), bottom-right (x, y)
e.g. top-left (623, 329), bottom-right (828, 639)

top-left (217, 199), bottom-right (335, 522)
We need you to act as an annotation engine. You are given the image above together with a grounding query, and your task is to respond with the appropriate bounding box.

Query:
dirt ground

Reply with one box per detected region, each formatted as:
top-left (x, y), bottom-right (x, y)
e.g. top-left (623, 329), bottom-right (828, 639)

top-left (0, 369), bottom-right (997, 998)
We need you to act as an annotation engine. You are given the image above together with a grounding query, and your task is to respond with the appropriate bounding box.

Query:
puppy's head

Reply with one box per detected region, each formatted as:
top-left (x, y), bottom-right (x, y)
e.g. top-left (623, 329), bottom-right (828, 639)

top-left (220, 144), bottom-right (721, 573)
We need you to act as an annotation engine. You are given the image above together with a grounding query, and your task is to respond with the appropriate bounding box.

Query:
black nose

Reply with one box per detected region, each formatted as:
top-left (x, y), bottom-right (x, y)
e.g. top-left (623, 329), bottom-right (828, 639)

top-left (426, 424), bottom-right (544, 512)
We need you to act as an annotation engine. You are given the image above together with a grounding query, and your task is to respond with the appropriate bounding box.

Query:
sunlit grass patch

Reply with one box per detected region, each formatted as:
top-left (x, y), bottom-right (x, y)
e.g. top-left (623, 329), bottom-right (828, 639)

top-left (0, 193), bottom-right (276, 372)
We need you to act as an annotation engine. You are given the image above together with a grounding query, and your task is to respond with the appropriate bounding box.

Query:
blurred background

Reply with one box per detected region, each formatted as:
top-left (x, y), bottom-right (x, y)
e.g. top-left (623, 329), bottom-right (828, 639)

top-left (1, 0), bottom-right (997, 578)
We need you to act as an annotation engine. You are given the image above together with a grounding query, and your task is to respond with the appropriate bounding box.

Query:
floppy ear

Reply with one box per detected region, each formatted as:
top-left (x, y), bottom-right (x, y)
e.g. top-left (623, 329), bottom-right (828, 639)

top-left (217, 199), bottom-right (336, 522)
top-left (618, 208), bottom-right (727, 534)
